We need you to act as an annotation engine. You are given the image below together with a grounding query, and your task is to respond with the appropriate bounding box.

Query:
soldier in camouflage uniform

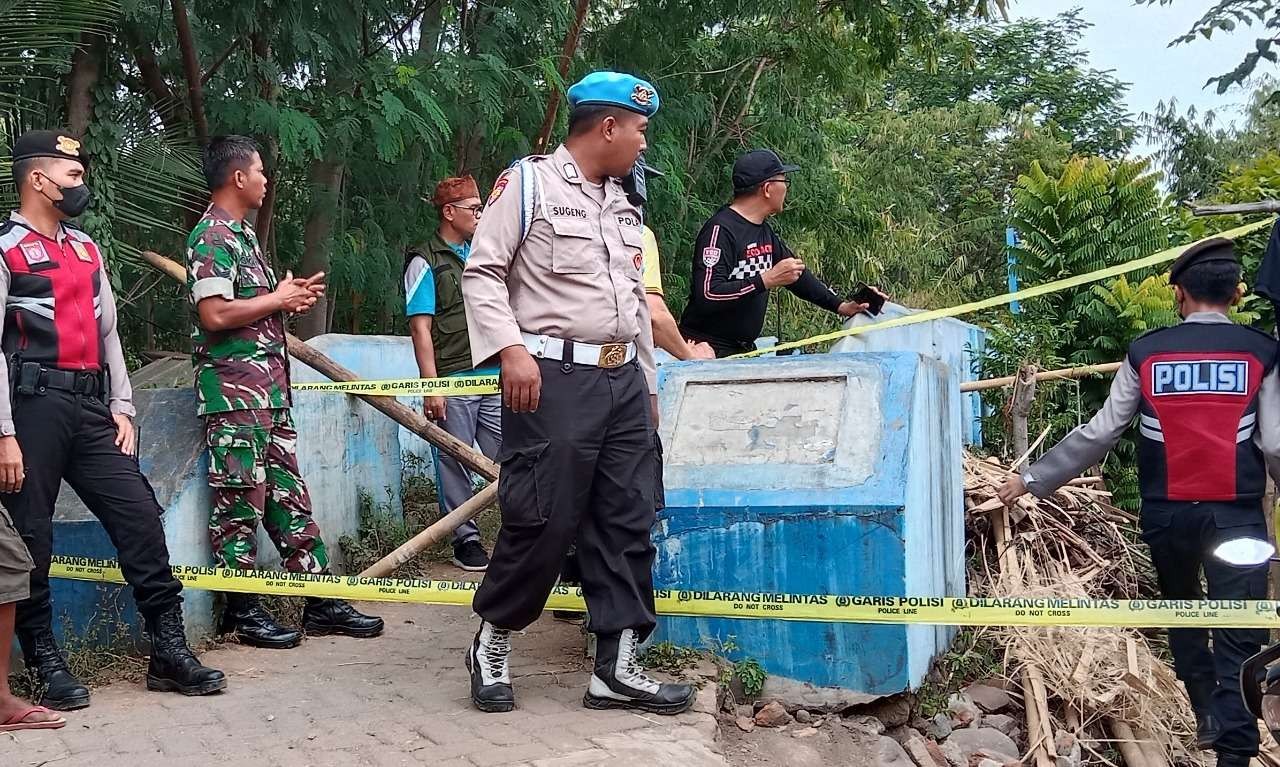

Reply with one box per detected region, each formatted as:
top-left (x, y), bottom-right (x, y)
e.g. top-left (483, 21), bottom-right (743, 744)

top-left (187, 135), bottom-right (383, 649)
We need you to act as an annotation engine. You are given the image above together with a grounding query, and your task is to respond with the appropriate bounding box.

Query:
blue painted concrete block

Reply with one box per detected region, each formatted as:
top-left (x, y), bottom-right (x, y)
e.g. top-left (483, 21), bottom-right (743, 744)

top-left (831, 303), bottom-right (986, 446)
top-left (652, 352), bottom-right (964, 696)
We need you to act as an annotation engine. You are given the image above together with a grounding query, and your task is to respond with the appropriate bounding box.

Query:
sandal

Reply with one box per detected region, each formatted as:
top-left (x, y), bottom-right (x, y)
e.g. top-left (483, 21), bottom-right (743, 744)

top-left (0, 705), bottom-right (67, 732)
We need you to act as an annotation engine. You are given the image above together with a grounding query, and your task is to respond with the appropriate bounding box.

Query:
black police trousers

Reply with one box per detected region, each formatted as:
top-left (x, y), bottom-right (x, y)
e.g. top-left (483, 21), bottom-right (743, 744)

top-left (2, 388), bottom-right (182, 642)
top-left (473, 356), bottom-right (660, 637)
top-left (1141, 500), bottom-right (1268, 758)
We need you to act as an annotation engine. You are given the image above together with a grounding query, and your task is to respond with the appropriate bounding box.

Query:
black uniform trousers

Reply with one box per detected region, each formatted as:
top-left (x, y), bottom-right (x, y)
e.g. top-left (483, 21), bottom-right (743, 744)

top-left (473, 355), bottom-right (660, 638)
top-left (1141, 500), bottom-right (1268, 758)
top-left (2, 389), bottom-right (182, 642)
top-left (678, 326), bottom-right (752, 360)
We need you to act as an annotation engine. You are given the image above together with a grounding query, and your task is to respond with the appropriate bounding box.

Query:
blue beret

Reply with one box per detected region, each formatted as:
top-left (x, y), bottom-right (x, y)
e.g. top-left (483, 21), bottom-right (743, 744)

top-left (567, 71), bottom-right (659, 117)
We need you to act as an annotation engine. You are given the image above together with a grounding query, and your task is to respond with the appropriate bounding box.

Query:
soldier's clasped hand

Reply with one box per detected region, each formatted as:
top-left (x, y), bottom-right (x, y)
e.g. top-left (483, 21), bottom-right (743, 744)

top-left (273, 270), bottom-right (321, 314)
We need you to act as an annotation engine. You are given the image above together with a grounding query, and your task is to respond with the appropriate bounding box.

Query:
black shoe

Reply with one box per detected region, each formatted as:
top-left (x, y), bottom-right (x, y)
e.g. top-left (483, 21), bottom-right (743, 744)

top-left (19, 628), bottom-right (90, 711)
top-left (1186, 677), bottom-right (1221, 750)
top-left (466, 621), bottom-right (515, 712)
top-left (452, 540), bottom-right (490, 572)
top-left (145, 605), bottom-right (227, 696)
top-left (583, 628), bottom-right (695, 715)
top-left (302, 598), bottom-right (384, 638)
top-left (219, 593), bottom-right (302, 649)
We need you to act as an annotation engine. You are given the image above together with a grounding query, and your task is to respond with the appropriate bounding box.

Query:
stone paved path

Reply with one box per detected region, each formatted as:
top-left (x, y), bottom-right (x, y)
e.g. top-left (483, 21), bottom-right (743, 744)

top-left (5, 602), bottom-right (725, 767)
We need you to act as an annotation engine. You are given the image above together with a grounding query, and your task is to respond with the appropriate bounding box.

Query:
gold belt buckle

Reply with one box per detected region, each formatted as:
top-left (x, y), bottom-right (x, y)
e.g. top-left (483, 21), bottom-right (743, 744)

top-left (597, 343), bottom-right (628, 368)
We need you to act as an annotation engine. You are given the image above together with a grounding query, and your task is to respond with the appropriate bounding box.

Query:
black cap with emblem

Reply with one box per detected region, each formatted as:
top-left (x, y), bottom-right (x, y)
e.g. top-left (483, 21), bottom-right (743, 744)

top-left (1169, 237), bottom-right (1237, 286)
top-left (11, 129), bottom-right (89, 172)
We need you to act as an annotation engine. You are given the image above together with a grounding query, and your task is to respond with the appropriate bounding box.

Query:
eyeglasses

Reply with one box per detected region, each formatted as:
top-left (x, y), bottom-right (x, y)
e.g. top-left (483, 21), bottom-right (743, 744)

top-left (449, 203), bottom-right (484, 216)
top-left (764, 178), bottom-right (790, 187)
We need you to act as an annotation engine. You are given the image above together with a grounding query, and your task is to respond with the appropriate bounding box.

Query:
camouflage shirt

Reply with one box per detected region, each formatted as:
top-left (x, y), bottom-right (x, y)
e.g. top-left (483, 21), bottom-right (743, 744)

top-left (187, 204), bottom-right (290, 415)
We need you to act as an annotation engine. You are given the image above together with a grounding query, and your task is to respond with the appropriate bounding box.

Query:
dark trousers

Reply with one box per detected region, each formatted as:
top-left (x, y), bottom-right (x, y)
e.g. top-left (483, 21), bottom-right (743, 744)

top-left (2, 389), bottom-right (182, 644)
top-left (473, 357), bottom-right (660, 638)
top-left (1142, 500), bottom-right (1268, 758)
top-left (678, 326), bottom-right (752, 359)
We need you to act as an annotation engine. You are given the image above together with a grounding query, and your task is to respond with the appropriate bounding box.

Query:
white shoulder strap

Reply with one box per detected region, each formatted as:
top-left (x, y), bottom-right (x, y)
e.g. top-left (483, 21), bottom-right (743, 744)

top-left (517, 157), bottom-right (550, 247)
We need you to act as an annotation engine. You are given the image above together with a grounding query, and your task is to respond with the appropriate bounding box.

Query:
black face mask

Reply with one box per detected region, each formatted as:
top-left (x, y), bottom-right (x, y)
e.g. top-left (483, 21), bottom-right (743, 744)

top-left (39, 176), bottom-right (91, 218)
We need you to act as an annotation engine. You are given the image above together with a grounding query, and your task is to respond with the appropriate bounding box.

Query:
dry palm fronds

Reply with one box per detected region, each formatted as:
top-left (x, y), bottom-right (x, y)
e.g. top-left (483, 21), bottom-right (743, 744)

top-left (963, 452), bottom-right (1201, 766)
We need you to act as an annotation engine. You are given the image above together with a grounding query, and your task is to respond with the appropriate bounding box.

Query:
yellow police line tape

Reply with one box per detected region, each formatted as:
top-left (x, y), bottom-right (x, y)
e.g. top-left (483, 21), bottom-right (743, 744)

top-left (292, 374), bottom-right (499, 397)
top-left (48, 556), bottom-right (1280, 628)
top-left (733, 218), bottom-right (1277, 359)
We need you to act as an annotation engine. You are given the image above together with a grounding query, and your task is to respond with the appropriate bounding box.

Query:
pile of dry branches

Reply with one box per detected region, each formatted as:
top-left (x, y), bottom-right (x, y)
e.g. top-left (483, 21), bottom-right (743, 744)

top-left (964, 452), bottom-right (1203, 767)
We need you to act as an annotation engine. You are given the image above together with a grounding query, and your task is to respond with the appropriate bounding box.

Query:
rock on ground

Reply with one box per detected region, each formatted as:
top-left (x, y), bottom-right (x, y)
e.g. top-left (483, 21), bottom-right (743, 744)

top-left (754, 701), bottom-right (792, 728)
top-left (946, 726), bottom-right (1020, 762)
top-left (963, 684), bottom-right (1013, 714)
top-left (879, 736), bottom-right (915, 767)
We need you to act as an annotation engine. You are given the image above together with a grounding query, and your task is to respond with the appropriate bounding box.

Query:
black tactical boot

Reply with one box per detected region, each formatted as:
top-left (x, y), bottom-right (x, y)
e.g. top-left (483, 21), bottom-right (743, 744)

top-left (1186, 677), bottom-right (1221, 750)
top-left (19, 628), bottom-right (90, 711)
top-left (145, 605), bottom-right (227, 696)
top-left (465, 621), bottom-right (515, 712)
top-left (584, 629), bottom-right (695, 714)
top-left (219, 593), bottom-right (302, 649)
top-left (302, 598), bottom-right (384, 638)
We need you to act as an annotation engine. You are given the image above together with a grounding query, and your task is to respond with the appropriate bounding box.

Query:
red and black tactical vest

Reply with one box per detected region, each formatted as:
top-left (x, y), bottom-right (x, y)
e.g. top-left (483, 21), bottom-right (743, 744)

top-left (0, 217), bottom-right (105, 371)
top-left (1129, 321), bottom-right (1278, 502)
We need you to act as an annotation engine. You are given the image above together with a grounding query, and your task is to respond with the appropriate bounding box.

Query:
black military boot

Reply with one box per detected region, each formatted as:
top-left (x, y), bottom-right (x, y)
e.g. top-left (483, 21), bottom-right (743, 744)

top-left (584, 629), bottom-right (695, 715)
top-left (1186, 677), bottom-right (1221, 750)
top-left (302, 598), bottom-right (384, 638)
top-left (219, 593), bottom-right (302, 649)
top-left (145, 605), bottom-right (227, 696)
top-left (465, 621), bottom-right (514, 712)
top-left (19, 628), bottom-right (90, 711)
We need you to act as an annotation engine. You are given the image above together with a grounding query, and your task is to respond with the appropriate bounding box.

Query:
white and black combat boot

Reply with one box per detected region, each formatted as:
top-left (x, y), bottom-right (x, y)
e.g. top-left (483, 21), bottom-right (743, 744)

top-left (466, 621), bottom-right (514, 712)
top-left (584, 628), bottom-right (695, 714)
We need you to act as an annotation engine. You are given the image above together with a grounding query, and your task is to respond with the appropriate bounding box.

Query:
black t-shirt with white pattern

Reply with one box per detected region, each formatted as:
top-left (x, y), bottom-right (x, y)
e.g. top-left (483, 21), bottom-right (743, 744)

top-left (678, 205), bottom-right (841, 354)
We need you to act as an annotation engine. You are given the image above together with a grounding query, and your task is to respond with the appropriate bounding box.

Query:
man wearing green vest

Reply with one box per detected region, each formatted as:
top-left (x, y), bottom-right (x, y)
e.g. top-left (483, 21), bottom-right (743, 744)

top-left (404, 176), bottom-right (495, 571)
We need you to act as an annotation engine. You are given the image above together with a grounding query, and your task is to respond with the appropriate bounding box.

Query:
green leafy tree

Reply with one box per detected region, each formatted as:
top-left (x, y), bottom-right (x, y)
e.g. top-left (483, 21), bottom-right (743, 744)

top-left (1140, 0), bottom-right (1280, 98)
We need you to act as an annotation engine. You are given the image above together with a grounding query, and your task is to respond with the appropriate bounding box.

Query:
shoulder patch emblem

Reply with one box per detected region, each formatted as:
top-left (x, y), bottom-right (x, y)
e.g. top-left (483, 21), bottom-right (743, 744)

top-left (702, 247), bottom-right (721, 267)
top-left (487, 171), bottom-right (511, 206)
top-left (634, 252), bottom-right (644, 271)
top-left (70, 240), bottom-right (92, 262)
top-left (20, 242), bottom-right (49, 266)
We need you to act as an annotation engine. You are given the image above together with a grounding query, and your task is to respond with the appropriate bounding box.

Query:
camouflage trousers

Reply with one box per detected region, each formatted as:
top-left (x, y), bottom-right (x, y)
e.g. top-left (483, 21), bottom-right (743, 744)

top-left (204, 408), bottom-right (329, 573)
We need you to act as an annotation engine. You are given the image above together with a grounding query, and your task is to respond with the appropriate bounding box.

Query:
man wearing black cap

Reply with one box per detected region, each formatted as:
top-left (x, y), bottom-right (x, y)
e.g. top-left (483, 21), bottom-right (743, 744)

top-left (0, 130), bottom-right (225, 709)
top-left (678, 149), bottom-right (878, 357)
top-left (998, 237), bottom-right (1280, 767)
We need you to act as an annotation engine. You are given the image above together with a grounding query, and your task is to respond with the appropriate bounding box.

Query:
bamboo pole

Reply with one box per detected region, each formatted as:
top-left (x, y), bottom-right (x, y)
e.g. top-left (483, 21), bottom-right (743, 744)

top-left (1107, 719), bottom-right (1152, 767)
top-left (963, 362), bottom-right (1122, 393)
top-left (1190, 200), bottom-right (1280, 216)
top-left (361, 483), bottom-right (498, 577)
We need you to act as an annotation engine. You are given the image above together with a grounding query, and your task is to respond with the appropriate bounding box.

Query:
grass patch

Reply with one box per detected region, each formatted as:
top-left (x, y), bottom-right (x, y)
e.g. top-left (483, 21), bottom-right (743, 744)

top-left (639, 640), bottom-right (705, 675)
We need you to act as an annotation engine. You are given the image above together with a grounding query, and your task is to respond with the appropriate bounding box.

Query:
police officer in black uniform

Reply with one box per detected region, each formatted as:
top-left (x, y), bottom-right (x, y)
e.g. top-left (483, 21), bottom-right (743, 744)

top-left (1000, 237), bottom-right (1280, 767)
top-left (0, 130), bottom-right (224, 709)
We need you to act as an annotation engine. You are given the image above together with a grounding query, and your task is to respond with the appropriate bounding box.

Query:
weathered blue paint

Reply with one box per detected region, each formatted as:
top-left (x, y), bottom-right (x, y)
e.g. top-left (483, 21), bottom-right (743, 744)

top-left (831, 303), bottom-right (986, 446)
top-left (652, 352), bottom-right (964, 695)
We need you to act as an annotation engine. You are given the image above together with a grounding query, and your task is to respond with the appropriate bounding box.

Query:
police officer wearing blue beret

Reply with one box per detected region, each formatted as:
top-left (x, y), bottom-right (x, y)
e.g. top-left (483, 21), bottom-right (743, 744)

top-left (461, 71), bottom-right (695, 715)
